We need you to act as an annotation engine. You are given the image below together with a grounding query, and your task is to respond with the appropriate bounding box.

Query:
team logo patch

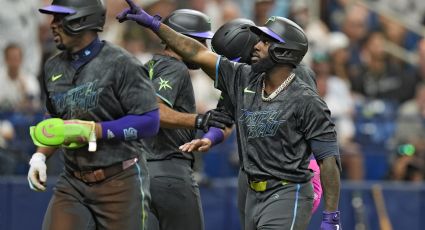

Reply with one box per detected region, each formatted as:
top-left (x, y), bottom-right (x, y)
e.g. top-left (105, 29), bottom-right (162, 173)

top-left (51, 73), bottom-right (63, 81)
top-left (51, 80), bottom-right (103, 117)
top-left (243, 87), bottom-right (255, 94)
top-left (107, 129), bottom-right (115, 139)
top-left (239, 109), bottom-right (285, 138)
top-left (123, 127), bottom-right (138, 140)
top-left (158, 78), bottom-right (172, 91)
top-left (266, 16), bottom-right (276, 24)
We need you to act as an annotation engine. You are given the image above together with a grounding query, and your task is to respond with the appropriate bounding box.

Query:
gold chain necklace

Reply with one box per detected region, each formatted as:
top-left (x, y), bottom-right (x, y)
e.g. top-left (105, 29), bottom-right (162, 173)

top-left (262, 72), bottom-right (295, 102)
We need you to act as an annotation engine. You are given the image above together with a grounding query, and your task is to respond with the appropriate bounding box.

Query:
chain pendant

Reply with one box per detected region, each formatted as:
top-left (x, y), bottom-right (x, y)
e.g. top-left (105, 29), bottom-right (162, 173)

top-left (262, 72), bottom-right (295, 101)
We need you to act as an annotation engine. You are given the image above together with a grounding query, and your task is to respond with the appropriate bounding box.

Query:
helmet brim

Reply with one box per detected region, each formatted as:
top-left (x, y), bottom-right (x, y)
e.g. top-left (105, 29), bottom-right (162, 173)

top-left (250, 26), bottom-right (284, 43)
top-left (39, 5), bottom-right (76, 15)
top-left (185, 31), bottom-right (214, 39)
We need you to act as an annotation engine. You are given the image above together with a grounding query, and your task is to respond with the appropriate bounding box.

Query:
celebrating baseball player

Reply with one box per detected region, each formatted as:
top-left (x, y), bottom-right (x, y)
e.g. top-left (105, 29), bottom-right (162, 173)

top-left (117, 1), bottom-right (342, 229)
top-left (27, 0), bottom-right (159, 229)
top-left (139, 9), bottom-right (232, 230)
top-left (179, 18), bottom-right (323, 229)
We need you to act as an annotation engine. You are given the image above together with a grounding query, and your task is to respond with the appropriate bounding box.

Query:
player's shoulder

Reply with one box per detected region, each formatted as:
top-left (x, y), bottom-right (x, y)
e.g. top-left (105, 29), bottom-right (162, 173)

top-left (151, 54), bottom-right (188, 72)
top-left (44, 51), bottom-right (71, 78)
top-left (219, 56), bottom-right (250, 72)
top-left (291, 78), bottom-right (321, 102)
top-left (219, 56), bottom-right (256, 81)
top-left (294, 64), bottom-right (317, 90)
top-left (100, 41), bottom-right (141, 65)
top-left (147, 54), bottom-right (190, 82)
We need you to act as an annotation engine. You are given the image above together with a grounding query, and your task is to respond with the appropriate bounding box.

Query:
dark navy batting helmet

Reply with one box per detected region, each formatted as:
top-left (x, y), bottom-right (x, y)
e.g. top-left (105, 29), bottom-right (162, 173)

top-left (211, 18), bottom-right (259, 64)
top-left (250, 16), bottom-right (308, 66)
top-left (162, 9), bottom-right (214, 39)
top-left (39, 0), bottom-right (106, 35)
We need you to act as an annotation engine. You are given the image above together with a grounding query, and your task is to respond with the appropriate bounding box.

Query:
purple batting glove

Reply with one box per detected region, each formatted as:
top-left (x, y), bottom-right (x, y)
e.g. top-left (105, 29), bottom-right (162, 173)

top-left (116, 0), bottom-right (162, 31)
top-left (321, 211), bottom-right (341, 230)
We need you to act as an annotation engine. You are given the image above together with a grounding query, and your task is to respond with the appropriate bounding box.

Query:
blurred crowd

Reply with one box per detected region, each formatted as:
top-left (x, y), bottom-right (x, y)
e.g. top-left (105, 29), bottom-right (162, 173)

top-left (1, 0), bottom-right (425, 182)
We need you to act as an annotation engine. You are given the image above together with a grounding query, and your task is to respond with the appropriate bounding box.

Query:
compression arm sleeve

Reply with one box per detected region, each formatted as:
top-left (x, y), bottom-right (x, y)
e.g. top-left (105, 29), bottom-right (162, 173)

top-left (100, 109), bottom-right (160, 140)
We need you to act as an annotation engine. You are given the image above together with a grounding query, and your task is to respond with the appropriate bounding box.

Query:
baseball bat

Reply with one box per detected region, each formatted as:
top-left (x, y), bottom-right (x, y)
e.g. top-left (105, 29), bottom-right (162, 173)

top-left (371, 184), bottom-right (393, 230)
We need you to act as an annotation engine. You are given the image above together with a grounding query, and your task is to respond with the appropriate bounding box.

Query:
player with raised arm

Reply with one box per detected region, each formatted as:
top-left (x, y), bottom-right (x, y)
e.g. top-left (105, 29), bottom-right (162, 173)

top-left (179, 18), bottom-right (323, 229)
top-left (117, 1), bottom-right (342, 229)
top-left (141, 9), bottom-right (232, 230)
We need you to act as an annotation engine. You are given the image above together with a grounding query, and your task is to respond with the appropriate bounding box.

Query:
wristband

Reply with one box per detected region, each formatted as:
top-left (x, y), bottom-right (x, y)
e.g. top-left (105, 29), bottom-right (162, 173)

top-left (202, 127), bottom-right (224, 146)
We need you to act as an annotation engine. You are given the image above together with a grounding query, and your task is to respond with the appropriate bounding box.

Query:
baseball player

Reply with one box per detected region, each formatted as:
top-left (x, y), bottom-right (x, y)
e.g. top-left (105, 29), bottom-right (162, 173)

top-left (179, 18), bottom-right (323, 229)
top-left (27, 0), bottom-right (159, 229)
top-left (117, 2), bottom-right (342, 229)
top-left (138, 9), bottom-right (233, 230)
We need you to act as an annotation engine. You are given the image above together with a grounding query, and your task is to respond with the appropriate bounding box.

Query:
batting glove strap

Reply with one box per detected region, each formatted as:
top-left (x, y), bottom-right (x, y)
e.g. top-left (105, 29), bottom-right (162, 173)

top-left (195, 113), bottom-right (210, 132)
top-left (322, 211), bottom-right (341, 225)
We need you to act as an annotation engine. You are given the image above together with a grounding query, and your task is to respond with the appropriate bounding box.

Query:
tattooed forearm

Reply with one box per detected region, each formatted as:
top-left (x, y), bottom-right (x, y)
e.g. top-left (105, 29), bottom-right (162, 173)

top-left (319, 157), bottom-right (341, 211)
top-left (157, 24), bottom-right (205, 61)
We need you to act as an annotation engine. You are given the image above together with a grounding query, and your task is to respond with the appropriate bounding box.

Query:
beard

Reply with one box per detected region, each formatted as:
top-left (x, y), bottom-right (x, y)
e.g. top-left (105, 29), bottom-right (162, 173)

top-left (251, 56), bottom-right (275, 73)
top-left (57, 43), bottom-right (67, 50)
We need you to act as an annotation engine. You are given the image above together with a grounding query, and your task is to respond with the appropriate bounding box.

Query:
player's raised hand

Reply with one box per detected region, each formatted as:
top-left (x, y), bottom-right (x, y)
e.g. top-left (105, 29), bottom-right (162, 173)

top-left (27, 152), bottom-right (47, 192)
top-left (180, 138), bottom-right (212, 153)
top-left (116, 0), bottom-right (162, 31)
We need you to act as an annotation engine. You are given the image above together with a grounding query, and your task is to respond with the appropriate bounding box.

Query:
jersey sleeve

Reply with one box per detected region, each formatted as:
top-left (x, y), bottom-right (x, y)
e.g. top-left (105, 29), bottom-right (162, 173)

top-left (297, 95), bottom-right (337, 142)
top-left (216, 91), bottom-right (235, 119)
top-left (117, 57), bottom-right (158, 115)
top-left (151, 60), bottom-right (189, 107)
top-left (214, 56), bottom-right (251, 101)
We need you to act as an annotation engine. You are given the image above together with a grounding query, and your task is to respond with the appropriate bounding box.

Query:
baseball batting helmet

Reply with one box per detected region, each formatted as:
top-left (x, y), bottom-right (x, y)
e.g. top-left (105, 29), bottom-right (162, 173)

top-left (250, 16), bottom-right (308, 66)
top-left (211, 18), bottom-right (259, 64)
top-left (39, 0), bottom-right (106, 35)
top-left (162, 9), bottom-right (214, 39)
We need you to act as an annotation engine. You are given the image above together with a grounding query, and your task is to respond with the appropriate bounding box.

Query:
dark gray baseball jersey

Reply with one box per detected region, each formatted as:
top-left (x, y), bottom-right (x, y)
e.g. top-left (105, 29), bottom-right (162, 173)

top-left (43, 41), bottom-right (158, 169)
top-left (142, 54), bottom-right (196, 161)
top-left (215, 57), bottom-right (336, 183)
top-left (215, 63), bottom-right (317, 168)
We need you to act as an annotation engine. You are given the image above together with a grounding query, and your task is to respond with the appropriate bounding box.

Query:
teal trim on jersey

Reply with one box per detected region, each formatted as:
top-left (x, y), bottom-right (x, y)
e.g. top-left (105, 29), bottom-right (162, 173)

top-left (156, 93), bottom-right (173, 107)
top-left (136, 163), bottom-right (147, 230)
top-left (148, 60), bottom-right (155, 80)
top-left (214, 56), bottom-right (220, 88)
top-left (290, 184), bottom-right (301, 230)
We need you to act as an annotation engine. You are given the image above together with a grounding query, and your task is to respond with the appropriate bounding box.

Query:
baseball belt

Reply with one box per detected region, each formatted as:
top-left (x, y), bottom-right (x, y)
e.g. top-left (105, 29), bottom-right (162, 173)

top-left (249, 179), bottom-right (290, 192)
top-left (66, 157), bottom-right (138, 184)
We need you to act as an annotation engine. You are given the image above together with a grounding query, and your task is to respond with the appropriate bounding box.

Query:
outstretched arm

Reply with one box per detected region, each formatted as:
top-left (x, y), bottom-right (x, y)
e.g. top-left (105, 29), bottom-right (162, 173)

top-left (157, 25), bottom-right (218, 77)
top-left (158, 102), bottom-right (196, 129)
top-left (117, 0), bottom-right (218, 78)
top-left (179, 126), bottom-right (233, 153)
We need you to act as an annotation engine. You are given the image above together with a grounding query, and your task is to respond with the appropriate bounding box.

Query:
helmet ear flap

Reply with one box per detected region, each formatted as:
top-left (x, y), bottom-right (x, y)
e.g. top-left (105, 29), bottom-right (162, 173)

top-left (268, 42), bottom-right (306, 66)
top-left (62, 5), bottom-right (106, 35)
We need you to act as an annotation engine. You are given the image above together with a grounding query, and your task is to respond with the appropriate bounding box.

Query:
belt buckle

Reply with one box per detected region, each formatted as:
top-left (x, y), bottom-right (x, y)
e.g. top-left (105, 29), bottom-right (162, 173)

top-left (79, 170), bottom-right (94, 183)
top-left (250, 181), bottom-right (267, 192)
top-left (80, 169), bottom-right (105, 183)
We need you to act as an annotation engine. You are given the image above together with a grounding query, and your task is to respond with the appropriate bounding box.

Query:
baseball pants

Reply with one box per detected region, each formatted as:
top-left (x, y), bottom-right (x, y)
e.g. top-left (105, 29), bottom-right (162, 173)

top-left (147, 158), bottom-right (204, 230)
top-left (237, 168), bottom-right (249, 230)
top-left (245, 180), bottom-right (314, 230)
top-left (42, 163), bottom-right (150, 230)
